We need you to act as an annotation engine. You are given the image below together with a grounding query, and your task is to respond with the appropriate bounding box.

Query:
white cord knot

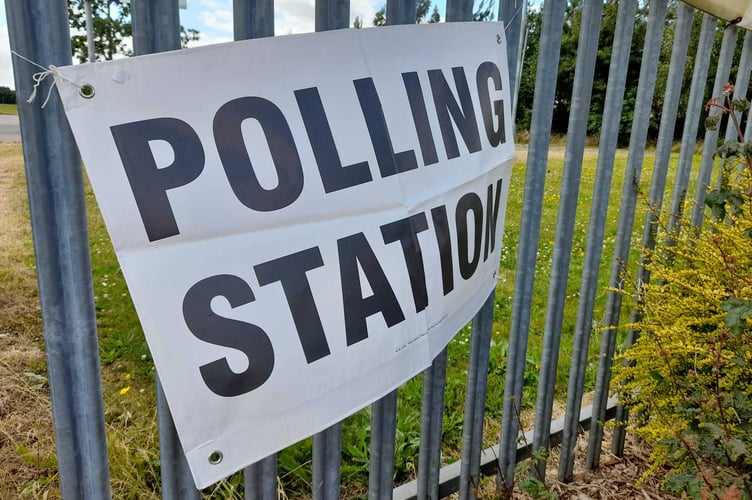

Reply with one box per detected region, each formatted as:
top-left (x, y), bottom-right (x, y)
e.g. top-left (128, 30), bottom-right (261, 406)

top-left (27, 65), bottom-right (77, 108)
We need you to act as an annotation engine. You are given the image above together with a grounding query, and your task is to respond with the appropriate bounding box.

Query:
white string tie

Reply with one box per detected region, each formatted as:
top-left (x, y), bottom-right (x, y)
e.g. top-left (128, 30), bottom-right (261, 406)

top-left (11, 50), bottom-right (84, 108)
top-left (28, 66), bottom-right (83, 108)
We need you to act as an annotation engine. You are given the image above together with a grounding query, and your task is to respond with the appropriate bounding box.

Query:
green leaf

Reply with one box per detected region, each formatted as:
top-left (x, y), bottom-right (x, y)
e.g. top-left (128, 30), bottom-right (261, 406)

top-left (732, 98), bottom-right (750, 112)
top-left (706, 115), bottom-right (721, 131)
top-left (705, 189), bottom-right (728, 220)
top-left (722, 298), bottom-right (752, 334)
top-left (699, 422), bottom-right (725, 439)
top-left (725, 438), bottom-right (747, 462)
top-left (665, 473), bottom-right (698, 493)
top-left (727, 190), bottom-right (745, 216)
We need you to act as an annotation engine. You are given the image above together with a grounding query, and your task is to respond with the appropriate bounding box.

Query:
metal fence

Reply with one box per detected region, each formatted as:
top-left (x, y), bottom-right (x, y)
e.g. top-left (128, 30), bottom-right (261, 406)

top-left (5, 0), bottom-right (750, 498)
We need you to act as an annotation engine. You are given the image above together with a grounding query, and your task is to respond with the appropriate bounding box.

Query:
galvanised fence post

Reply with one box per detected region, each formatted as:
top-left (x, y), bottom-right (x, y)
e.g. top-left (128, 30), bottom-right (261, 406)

top-left (691, 25), bottom-right (738, 228)
top-left (497, 0), bottom-right (566, 488)
top-left (530, 0), bottom-right (603, 481)
top-left (367, 0), bottom-right (426, 497)
top-left (230, 1), bottom-right (281, 497)
top-left (667, 14), bottom-right (718, 237)
top-left (612, 2), bottom-right (695, 456)
top-left (310, 1), bottom-right (350, 498)
top-left (131, 1), bottom-right (201, 498)
top-left (499, 0), bottom-right (526, 118)
top-left (587, 0), bottom-right (668, 471)
top-left (558, 0), bottom-right (637, 481)
top-left (5, 0), bottom-right (111, 497)
top-left (723, 31), bottom-right (752, 144)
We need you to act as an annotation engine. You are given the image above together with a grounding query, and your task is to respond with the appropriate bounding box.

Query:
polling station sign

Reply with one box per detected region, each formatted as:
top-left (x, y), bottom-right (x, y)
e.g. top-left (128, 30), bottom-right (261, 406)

top-left (56, 22), bottom-right (514, 487)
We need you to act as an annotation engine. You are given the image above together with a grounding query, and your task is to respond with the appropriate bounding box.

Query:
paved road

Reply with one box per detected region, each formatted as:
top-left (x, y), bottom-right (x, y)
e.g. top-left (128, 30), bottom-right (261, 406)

top-left (0, 114), bottom-right (21, 142)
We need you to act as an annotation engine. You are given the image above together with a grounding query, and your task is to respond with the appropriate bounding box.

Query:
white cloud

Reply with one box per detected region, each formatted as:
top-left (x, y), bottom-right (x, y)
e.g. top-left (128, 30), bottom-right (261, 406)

top-left (275, 0), bottom-right (315, 34)
top-left (199, 8), bottom-right (234, 33)
top-left (188, 32), bottom-right (233, 48)
top-left (349, 0), bottom-right (379, 27)
top-left (272, 0), bottom-right (380, 34)
top-left (0, 26), bottom-right (14, 89)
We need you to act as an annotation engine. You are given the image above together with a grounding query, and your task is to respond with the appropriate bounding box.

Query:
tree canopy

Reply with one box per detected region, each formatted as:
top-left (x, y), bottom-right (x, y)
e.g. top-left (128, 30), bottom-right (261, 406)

top-left (68, 0), bottom-right (199, 63)
top-left (371, 0), bottom-right (493, 26)
top-left (515, 0), bottom-right (749, 145)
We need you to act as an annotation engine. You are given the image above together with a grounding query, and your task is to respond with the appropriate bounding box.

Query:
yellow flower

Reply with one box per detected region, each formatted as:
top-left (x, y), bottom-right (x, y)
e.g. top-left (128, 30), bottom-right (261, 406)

top-left (119, 386), bottom-right (131, 396)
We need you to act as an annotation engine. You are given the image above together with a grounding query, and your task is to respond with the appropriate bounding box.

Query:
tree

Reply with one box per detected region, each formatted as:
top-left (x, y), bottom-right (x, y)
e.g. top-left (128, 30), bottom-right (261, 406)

top-left (69, 0), bottom-right (132, 62)
top-left (372, 0), bottom-right (495, 28)
top-left (373, 0), bottom-right (440, 26)
top-left (68, 0), bottom-right (200, 63)
top-left (373, 7), bottom-right (386, 26)
top-left (429, 6), bottom-right (440, 23)
top-left (472, 0), bottom-right (495, 22)
top-left (514, 0), bottom-right (648, 143)
top-left (0, 87), bottom-right (16, 105)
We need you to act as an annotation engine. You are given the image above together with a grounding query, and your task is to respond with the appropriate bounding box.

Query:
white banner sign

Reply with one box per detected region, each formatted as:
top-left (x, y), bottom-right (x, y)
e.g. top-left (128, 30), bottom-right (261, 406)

top-left (57, 22), bottom-right (514, 488)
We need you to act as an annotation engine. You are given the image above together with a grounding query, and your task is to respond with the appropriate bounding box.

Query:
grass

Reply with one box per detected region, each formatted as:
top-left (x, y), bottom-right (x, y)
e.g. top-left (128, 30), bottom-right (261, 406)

top-left (0, 142), bottom-right (701, 498)
top-left (0, 103), bottom-right (19, 115)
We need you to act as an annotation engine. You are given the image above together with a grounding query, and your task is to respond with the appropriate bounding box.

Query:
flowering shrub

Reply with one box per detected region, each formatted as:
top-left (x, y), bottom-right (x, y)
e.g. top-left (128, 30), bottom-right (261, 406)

top-left (614, 88), bottom-right (752, 499)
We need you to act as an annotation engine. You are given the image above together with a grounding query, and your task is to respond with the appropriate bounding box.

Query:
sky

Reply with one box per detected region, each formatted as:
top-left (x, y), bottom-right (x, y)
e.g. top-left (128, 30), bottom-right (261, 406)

top-left (0, 0), bottom-right (453, 91)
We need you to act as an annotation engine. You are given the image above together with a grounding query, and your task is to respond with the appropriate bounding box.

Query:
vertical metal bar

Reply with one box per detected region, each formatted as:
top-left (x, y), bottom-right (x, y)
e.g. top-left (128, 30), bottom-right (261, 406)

top-left (306, 2), bottom-right (351, 494)
top-left (130, 2), bottom-right (200, 498)
top-left (611, 2), bottom-right (695, 457)
top-left (315, 0), bottom-right (350, 31)
top-left (244, 455), bottom-right (279, 500)
top-left (724, 30), bottom-right (752, 144)
top-left (497, 0), bottom-right (567, 488)
top-left (666, 14), bottom-right (718, 236)
top-left (131, 0), bottom-right (181, 55)
top-left (530, 0), bottom-right (603, 481)
top-left (234, 0), bottom-right (274, 39)
top-left (5, 1), bottom-right (112, 497)
top-left (499, 0), bottom-right (527, 116)
top-left (313, 424), bottom-right (341, 500)
top-left (690, 26), bottom-right (739, 227)
top-left (369, 1), bottom-right (419, 498)
top-left (369, 390), bottom-right (398, 499)
top-left (233, 4), bottom-right (281, 497)
top-left (557, 0), bottom-right (638, 481)
top-left (157, 379), bottom-right (200, 499)
top-left (734, 31), bottom-right (752, 141)
top-left (445, 0), bottom-right (494, 496)
top-left (586, 0), bottom-right (668, 471)
top-left (445, 0), bottom-right (473, 22)
top-left (458, 293), bottom-right (495, 500)
top-left (386, 0), bottom-right (417, 25)
top-left (85, 0), bottom-right (95, 62)
top-left (307, 8), bottom-right (350, 498)
top-left (416, 349), bottom-right (447, 500)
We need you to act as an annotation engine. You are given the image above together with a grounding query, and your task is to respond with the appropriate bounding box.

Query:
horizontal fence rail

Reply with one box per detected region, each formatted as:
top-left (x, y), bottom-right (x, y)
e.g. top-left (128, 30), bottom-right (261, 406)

top-left (5, 0), bottom-right (749, 498)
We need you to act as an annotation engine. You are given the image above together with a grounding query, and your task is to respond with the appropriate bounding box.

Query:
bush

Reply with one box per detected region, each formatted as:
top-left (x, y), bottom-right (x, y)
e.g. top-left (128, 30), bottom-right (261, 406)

top-left (614, 91), bottom-right (752, 499)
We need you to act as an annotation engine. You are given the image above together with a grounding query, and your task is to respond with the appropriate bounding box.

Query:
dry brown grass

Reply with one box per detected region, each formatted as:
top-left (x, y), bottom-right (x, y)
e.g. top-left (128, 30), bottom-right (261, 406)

top-left (0, 143), bottom-right (59, 498)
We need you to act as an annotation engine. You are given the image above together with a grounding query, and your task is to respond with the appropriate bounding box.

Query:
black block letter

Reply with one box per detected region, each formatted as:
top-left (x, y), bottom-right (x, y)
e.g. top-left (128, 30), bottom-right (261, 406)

top-left (338, 233), bottom-right (405, 346)
top-left (254, 247), bottom-right (331, 363)
top-left (183, 274), bottom-right (274, 397)
top-left (381, 214), bottom-right (430, 313)
top-left (110, 118), bottom-right (204, 242)
top-left (214, 97), bottom-right (303, 211)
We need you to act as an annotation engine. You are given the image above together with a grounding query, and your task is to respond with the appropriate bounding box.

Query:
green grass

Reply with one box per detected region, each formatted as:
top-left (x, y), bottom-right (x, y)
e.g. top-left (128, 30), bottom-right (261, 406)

top-left (2, 142), bottom-right (703, 498)
top-left (0, 103), bottom-right (18, 115)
